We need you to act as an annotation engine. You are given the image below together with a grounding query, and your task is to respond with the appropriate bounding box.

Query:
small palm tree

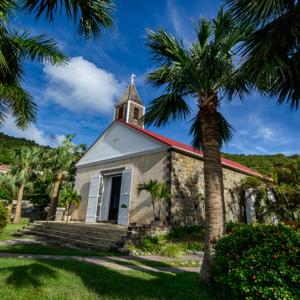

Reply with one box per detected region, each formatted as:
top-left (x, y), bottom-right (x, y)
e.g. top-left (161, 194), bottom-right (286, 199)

top-left (45, 135), bottom-right (84, 220)
top-left (144, 9), bottom-right (247, 281)
top-left (9, 147), bottom-right (40, 223)
top-left (59, 183), bottom-right (81, 221)
top-left (137, 180), bottom-right (170, 222)
top-left (226, 0), bottom-right (300, 108)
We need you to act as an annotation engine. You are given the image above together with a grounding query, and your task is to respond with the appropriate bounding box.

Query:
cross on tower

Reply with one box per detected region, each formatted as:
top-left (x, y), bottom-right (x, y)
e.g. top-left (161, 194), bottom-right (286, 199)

top-left (130, 74), bottom-right (136, 84)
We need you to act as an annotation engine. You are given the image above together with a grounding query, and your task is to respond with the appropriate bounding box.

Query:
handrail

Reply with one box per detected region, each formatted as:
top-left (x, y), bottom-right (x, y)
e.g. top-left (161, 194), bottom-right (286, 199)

top-left (46, 214), bottom-right (56, 225)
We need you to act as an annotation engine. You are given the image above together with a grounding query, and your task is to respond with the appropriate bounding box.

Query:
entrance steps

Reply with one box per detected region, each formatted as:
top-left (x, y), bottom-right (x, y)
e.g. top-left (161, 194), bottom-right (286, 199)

top-left (18, 221), bottom-right (128, 251)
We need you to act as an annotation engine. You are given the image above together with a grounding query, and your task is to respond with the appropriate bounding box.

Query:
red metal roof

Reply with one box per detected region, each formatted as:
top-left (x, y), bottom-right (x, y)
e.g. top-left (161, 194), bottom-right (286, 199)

top-left (118, 120), bottom-right (262, 177)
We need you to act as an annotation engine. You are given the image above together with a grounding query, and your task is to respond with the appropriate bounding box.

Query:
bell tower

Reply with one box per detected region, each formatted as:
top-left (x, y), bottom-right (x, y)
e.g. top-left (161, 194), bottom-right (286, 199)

top-left (114, 74), bottom-right (145, 128)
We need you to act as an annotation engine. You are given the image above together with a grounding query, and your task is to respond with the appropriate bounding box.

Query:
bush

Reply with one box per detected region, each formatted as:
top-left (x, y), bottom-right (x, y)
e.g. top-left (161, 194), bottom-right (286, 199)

top-left (0, 202), bottom-right (8, 232)
top-left (214, 223), bottom-right (300, 300)
top-left (159, 243), bottom-right (182, 258)
top-left (167, 225), bottom-right (205, 240)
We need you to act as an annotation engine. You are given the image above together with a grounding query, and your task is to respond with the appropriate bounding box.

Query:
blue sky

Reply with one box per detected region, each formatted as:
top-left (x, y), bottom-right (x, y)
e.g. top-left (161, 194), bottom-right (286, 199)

top-left (2, 0), bottom-right (299, 155)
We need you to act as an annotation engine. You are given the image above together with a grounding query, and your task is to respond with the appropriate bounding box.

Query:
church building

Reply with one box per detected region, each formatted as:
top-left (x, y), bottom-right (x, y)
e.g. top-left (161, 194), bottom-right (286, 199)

top-left (74, 79), bottom-right (261, 226)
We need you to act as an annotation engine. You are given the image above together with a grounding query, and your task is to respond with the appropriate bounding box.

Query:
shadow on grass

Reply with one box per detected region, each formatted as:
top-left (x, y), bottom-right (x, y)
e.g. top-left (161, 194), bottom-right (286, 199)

top-left (5, 263), bottom-right (56, 287)
top-left (0, 259), bottom-right (216, 299)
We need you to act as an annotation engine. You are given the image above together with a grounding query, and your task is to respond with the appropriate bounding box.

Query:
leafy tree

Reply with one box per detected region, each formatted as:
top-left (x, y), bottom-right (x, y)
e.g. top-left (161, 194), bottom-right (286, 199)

top-left (137, 180), bottom-right (170, 222)
top-left (226, 0), bottom-right (300, 108)
top-left (241, 159), bottom-right (300, 223)
top-left (144, 9), bottom-right (246, 281)
top-left (9, 146), bottom-right (40, 223)
top-left (58, 183), bottom-right (81, 221)
top-left (46, 135), bottom-right (84, 220)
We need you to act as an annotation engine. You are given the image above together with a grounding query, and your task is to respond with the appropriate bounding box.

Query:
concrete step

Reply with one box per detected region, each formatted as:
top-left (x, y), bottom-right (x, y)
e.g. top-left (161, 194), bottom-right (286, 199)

top-left (21, 227), bottom-right (123, 245)
top-left (20, 230), bottom-right (112, 250)
top-left (34, 221), bottom-right (127, 231)
top-left (18, 221), bottom-right (128, 251)
top-left (28, 224), bottom-right (126, 239)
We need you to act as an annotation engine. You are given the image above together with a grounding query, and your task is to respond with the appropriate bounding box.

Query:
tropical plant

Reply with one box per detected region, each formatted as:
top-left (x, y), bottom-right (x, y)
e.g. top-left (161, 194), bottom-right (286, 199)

top-left (0, 0), bottom-right (114, 129)
top-left (0, 201), bottom-right (7, 232)
top-left (0, 173), bottom-right (18, 221)
top-left (22, 0), bottom-right (114, 40)
top-left (9, 146), bottom-right (41, 223)
top-left (144, 9), bottom-right (247, 281)
top-left (58, 183), bottom-right (81, 221)
top-left (45, 135), bottom-right (84, 220)
top-left (226, 0), bottom-right (300, 109)
top-left (137, 180), bottom-right (170, 222)
top-left (214, 223), bottom-right (300, 300)
top-left (240, 159), bottom-right (300, 223)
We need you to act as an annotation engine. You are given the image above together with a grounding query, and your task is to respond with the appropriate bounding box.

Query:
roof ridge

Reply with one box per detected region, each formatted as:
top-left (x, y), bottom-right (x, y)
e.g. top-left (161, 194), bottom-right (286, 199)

top-left (118, 120), bottom-right (262, 177)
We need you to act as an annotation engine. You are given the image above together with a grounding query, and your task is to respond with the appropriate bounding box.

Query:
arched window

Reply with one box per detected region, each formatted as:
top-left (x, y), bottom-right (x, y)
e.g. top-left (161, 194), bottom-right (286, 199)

top-left (118, 106), bottom-right (124, 119)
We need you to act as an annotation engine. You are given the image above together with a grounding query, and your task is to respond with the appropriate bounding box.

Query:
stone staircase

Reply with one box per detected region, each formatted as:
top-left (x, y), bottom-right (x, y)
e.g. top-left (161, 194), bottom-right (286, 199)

top-left (18, 221), bottom-right (128, 251)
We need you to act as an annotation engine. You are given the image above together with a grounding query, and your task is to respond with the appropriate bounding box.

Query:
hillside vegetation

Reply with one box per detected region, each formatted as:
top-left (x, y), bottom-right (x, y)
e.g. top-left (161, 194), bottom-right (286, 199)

top-left (0, 132), bottom-right (45, 164)
top-left (0, 132), bottom-right (298, 175)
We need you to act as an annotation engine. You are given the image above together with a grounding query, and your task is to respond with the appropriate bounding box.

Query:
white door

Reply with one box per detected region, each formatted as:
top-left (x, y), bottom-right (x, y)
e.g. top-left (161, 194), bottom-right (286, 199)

top-left (117, 169), bottom-right (133, 225)
top-left (99, 176), bottom-right (112, 221)
top-left (86, 175), bottom-right (102, 222)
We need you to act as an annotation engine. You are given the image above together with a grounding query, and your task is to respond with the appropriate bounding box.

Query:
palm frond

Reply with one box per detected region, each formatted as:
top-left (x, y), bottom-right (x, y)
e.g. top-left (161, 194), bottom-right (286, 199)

top-left (12, 31), bottom-right (68, 65)
top-left (146, 29), bottom-right (188, 65)
top-left (195, 17), bottom-right (211, 48)
top-left (225, 0), bottom-right (294, 27)
top-left (143, 93), bottom-right (190, 127)
top-left (0, 83), bottom-right (36, 128)
top-left (23, 0), bottom-right (114, 39)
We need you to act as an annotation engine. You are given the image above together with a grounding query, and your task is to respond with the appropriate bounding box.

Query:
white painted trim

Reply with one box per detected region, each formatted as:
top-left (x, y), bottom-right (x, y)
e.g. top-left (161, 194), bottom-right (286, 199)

top-left (76, 147), bottom-right (167, 169)
top-left (126, 100), bottom-right (130, 123)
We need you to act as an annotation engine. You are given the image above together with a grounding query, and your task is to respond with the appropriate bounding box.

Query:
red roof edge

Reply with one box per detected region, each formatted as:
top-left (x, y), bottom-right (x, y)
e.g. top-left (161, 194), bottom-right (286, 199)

top-left (118, 120), bottom-right (262, 177)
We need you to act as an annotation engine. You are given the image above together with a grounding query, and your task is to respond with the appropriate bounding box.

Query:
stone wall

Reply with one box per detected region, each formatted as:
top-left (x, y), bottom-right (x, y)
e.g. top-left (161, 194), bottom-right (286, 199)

top-left (74, 150), bottom-right (170, 224)
top-left (170, 151), bottom-right (248, 226)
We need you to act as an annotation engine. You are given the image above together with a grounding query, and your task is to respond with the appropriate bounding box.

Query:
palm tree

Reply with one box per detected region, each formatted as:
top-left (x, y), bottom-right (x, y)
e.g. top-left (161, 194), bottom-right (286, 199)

top-left (22, 0), bottom-right (114, 40)
top-left (144, 9), bottom-right (247, 281)
top-left (0, 1), bottom-right (67, 128)
top-left (46, 135), bottom-right (84, 220)
top-left (137, 180), bottom-right (170, 222)
top-left (59, 183), bottom-right (81, 221)
top-left (225, 0), bottom-right (300, 109)
top-left (0, 0), bottom-right (114, 129)
top-left (9, 146), bottom-right (40, 223)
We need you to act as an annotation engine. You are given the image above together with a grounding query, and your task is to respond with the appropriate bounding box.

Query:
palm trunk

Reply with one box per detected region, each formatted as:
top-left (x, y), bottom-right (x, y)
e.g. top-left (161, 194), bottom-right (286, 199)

top-left (199, 92), bottom-right (226, 282)
top-left (47, 173), bottom-right (63, 220)
top-left (13, 184), bottom-right (25, 224)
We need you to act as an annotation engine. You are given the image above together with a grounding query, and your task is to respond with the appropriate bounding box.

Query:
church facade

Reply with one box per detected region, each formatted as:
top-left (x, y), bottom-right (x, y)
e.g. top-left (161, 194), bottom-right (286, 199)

top-left (74, 81), bottom-right (261, 226)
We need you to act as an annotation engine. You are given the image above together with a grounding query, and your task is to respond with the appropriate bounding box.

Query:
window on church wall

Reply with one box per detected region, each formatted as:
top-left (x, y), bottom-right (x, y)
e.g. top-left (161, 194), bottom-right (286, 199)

top-left (118, 106), bottom-right (124, 120)
top-left (133, 107), bottom-right (140, 120)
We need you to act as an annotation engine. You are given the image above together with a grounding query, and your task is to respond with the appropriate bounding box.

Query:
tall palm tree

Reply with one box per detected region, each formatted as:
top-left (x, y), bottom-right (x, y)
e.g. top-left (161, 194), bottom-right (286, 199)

top-left (226, 0), bottom-right (300, 109)
top-left (144, 9), bottom-right (247, 281)
top-left (9, 146), bottom-right (40, 223)
top-left (46, 135), bottom-right (84, 220)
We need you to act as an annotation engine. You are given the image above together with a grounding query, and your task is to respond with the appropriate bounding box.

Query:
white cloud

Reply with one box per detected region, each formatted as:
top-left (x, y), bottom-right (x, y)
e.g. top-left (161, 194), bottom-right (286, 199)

top-left (1, 116), bottom-right (53, 146)
top-left (43, 56), bottom-right (124, 114)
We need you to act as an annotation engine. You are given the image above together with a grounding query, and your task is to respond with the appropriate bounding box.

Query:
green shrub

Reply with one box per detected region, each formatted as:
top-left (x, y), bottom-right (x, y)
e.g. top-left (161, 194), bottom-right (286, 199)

top-left (0, 202), bottom-right (8, 232)
top-left (159, 243), bottom-right (182, 258)
top-left (139, 236), bottom-right (161, 253)
top-left (179, 241), bottom-right (204, 252)
top-left (214, 223), bottom-right (300, 300)
top-left (167, 225), bottom-right (205, 240)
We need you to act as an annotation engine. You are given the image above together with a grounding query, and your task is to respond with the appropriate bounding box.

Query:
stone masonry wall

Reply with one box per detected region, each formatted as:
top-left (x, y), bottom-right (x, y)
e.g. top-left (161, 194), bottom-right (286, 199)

top-left (170, 151), bottom-right (248, 226)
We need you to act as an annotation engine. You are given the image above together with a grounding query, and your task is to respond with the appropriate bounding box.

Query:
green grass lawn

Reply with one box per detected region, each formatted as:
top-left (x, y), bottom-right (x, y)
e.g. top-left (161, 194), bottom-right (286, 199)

top-left (0, 222), bottom-right (27, 240)
top-left (0, 258), bottom-right (215, 300)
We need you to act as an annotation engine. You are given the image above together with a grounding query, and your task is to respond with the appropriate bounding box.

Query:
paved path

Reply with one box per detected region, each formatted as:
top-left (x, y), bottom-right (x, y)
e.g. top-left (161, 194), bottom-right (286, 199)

top-left (0, 253), bottom-right (200, 273)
